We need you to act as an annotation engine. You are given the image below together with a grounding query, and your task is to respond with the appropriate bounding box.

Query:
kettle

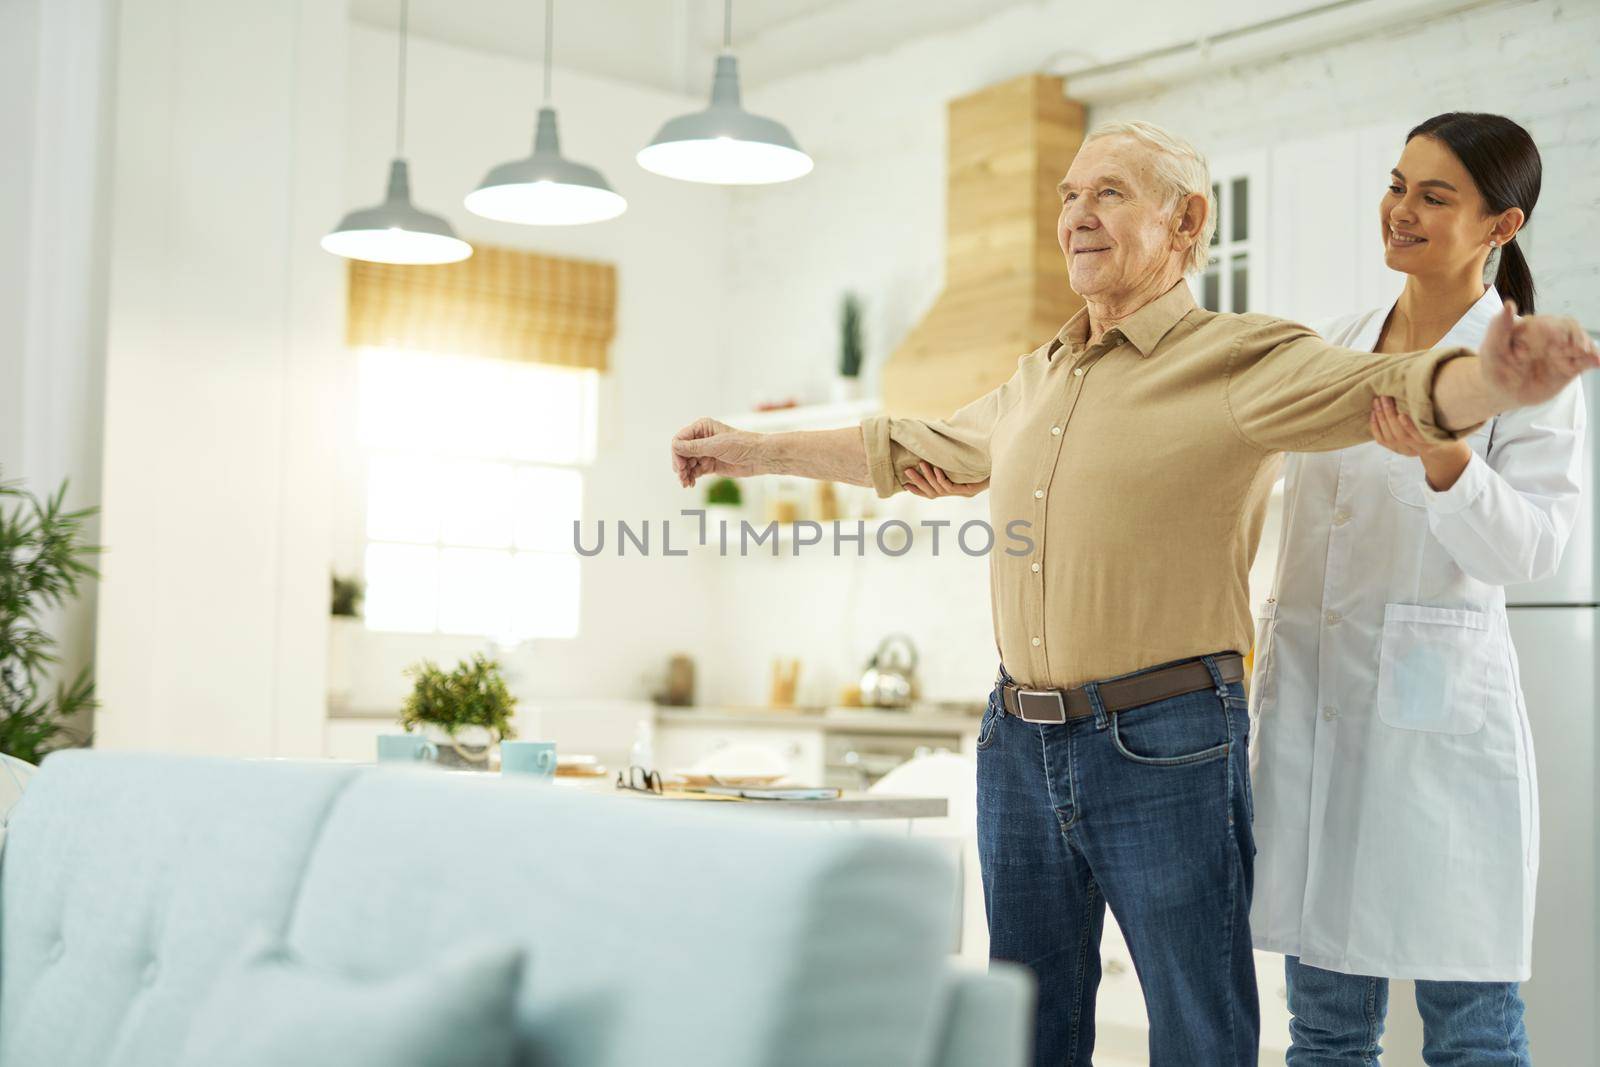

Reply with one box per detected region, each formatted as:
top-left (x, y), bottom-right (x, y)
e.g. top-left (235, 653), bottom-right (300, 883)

top-left (859, 633), bottom-right (919, 708)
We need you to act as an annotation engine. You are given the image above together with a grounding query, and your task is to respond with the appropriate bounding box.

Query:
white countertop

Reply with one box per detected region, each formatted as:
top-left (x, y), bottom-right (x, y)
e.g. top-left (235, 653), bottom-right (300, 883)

top-left (653, 703), bottom-right (982, 735)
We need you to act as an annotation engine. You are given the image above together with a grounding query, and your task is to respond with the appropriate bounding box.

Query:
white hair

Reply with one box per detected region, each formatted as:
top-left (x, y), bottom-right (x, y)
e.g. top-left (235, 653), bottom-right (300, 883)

top-left (1083, 120), bottom-right (1216, 275)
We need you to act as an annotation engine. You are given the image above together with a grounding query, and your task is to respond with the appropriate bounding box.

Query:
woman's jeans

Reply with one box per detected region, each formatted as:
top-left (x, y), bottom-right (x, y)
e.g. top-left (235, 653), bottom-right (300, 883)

top-left (1284, 955), bottom-right (1532, 1066)
top-left (976, 653), bottom-right (1258, 1067)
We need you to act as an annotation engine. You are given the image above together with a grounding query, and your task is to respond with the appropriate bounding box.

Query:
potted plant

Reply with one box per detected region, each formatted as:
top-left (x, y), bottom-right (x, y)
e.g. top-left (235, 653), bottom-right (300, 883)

top-left (399, 653), bottom-right (517, 770)
top-left (831, 291), bottom-right (864, 402)
top-left (0, 471), bottom-right (101, 764)
top-left (327, 573), bottom-right (365, 712)
top-left (705, 476), bottom-right (742, 511)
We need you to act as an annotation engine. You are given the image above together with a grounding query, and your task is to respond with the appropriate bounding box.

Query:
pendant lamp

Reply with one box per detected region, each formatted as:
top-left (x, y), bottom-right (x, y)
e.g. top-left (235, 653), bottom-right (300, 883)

top-left (322, 0), bottom-right (471, 264)
top-left (465, 0), bottom-right (626, 225)
top-left (637, 0), bottom-right (812, 185)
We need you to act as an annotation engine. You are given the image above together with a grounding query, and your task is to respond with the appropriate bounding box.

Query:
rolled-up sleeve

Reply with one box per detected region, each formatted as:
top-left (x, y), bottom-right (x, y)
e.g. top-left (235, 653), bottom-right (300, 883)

top-left (1223, 316), bottom-right (1483, 454)
top-left (859, 357), bottom-right (1028, 498)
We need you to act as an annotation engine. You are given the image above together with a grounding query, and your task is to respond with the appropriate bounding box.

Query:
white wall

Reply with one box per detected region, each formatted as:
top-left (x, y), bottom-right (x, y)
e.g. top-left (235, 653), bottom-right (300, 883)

top-left (0, 0), bottom-right (115, 747)
top-left (93, 0), bottom-right (349, 757)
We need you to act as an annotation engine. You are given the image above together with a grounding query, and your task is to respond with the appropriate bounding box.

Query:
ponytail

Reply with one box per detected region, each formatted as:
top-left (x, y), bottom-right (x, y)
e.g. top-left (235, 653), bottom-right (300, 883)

top-left (1494, 239), bottom-right (1536, 315)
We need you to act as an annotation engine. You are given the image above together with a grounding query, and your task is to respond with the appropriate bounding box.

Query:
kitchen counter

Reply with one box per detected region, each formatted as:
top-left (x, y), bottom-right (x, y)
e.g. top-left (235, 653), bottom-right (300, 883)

top-left (653, 703), bottom-right (982, 736)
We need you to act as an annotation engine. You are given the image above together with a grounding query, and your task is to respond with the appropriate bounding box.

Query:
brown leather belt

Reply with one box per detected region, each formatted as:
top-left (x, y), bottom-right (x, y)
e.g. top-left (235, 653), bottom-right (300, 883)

top-left (1000, 653), bottom-right (1245, 724)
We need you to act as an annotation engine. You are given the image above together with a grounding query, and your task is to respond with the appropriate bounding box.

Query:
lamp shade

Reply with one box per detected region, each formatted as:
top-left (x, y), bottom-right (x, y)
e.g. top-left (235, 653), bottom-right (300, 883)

top-left (465, 108), bottom-right (627, 226)
top-left (637, 55), bottom-right (812, 185)
top-left (322, 159), bottom-right (473, 265)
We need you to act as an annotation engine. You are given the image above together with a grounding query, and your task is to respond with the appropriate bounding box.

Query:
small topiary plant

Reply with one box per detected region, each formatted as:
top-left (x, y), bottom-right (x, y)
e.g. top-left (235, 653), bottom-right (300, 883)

top-left (705, 477), bottom-right (742, 507)
top-left (400, 652), bottom-right (518, 751)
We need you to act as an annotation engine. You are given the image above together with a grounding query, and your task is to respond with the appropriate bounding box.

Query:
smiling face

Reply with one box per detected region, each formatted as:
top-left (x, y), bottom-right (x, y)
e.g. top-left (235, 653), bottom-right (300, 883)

top-left (1056, 135), bottom-right (1197, 305)
top-left (1380, 134), bottom-right (1520, 280)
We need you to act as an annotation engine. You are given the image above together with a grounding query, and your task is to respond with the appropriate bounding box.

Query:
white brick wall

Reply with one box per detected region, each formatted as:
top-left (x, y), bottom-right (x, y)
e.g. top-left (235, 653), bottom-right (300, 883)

top-left (1093, 0), bottom-right (1600, 320)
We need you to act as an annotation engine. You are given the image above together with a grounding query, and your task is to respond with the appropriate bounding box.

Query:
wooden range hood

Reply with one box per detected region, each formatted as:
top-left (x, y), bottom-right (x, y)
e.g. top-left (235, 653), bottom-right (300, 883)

top-left (881, 74), bottom-right (1085, 418)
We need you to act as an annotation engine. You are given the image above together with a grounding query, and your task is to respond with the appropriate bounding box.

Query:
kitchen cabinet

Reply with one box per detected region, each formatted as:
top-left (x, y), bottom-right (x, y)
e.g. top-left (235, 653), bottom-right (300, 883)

top-left (652, 706), bottom-right (981, 790)
top-left (652, 723), bottom-right (827, 785)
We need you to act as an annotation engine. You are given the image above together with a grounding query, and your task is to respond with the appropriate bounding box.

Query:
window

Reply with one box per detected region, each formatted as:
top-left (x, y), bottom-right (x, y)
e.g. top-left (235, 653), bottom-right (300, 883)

top-left (1193, 153), bottom-right (1267, 314)
top-left (358, 348), bottom-right (596, 641)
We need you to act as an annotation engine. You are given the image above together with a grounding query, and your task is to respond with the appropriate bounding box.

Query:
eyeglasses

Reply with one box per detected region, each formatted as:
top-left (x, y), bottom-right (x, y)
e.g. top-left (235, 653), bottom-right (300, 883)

top-left (616, 764), bottom-right (664, 795)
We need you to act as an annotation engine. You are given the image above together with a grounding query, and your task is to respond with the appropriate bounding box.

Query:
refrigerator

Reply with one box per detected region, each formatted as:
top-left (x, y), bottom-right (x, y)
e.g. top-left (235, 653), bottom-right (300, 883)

top-left (1508, 362), bottom-right (1599, 1063)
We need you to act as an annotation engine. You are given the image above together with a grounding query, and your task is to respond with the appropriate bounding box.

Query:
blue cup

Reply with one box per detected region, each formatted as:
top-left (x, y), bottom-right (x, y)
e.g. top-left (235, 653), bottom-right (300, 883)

top-left (500, 740), bottom-right (557, 780)
top-left (377, 734), bottom-right (438, 763)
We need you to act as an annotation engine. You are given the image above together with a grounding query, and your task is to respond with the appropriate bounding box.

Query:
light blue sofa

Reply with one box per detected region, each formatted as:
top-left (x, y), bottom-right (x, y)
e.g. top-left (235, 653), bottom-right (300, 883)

top-left (0, 751), bottom-right (1033, 1066)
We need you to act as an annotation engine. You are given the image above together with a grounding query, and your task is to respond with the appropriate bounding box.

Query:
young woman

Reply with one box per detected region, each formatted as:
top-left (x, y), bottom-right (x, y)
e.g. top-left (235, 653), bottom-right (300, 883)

top-left (901, 112), bottom-right (1584, 1065)
top-left (1246, 112), bottom-right (1584, 1065)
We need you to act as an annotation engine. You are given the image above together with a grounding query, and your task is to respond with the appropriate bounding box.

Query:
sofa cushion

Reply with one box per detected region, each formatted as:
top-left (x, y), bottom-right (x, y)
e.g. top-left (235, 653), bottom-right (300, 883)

top-left (175, 935), bottom-right (524, 1067)
top-left (288, 769), bottom-right (961, 1067)
top-left (0, 751), bottom-right (362, 1067)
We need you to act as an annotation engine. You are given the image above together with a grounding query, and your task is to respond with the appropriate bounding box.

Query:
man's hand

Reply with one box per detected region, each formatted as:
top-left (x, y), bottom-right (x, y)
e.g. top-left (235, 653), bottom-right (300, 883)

top-left (1479, 300), bottom-right (1599, 412)
top-left (902, 462), bottom-right (989, 498)
top-left (670, 417), bottom-right (766, 487)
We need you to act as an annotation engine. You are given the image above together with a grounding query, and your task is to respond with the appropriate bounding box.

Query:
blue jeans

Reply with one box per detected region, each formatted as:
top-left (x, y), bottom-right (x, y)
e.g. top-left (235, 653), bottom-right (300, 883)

top-left (976, 653), bottom-right (1258, 1067)
top-left (1284, 956), bottom-right (1531, 1066)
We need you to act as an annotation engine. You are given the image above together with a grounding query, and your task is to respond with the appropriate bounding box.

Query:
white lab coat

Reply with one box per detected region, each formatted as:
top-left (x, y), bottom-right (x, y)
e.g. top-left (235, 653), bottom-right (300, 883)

top-left (1248, 286), bottom-right (1586, 981)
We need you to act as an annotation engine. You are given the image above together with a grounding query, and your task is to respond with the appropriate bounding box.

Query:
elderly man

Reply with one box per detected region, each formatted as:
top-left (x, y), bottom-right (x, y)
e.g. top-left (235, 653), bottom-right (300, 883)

top-left (669, 121), bottom-right (1597, 1066)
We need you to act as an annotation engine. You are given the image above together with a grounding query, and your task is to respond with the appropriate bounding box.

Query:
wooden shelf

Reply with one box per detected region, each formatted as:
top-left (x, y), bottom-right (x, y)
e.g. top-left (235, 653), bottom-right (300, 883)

top-left (717, 398), bottom-right (878, 433)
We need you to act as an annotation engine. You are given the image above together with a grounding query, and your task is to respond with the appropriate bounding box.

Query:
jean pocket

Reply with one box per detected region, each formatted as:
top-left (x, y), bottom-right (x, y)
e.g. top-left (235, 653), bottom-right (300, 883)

top-left (1109, 690), bottom-right (1231, 766)
top-left (976, 687), bottom-right (1004, 750)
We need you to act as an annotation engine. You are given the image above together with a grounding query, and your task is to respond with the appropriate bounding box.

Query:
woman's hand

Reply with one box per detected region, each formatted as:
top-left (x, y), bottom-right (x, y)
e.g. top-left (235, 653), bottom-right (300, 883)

top-left (902, 461), bottom-right (989, 498)
top-left (1370, 396), bottom-right (1472, 492)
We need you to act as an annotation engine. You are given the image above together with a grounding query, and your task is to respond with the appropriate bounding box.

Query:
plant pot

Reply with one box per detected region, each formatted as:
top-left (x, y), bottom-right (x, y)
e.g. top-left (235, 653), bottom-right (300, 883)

top-left (830, 374), bottom-right (863, 403)
top-left (326, 616), bottom-right (362, 712)
top-left (423, 724), bottom-right (496, 771)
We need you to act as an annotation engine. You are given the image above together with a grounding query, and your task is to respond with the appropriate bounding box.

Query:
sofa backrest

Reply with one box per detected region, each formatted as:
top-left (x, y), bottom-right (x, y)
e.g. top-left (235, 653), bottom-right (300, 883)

top-left (0, 752), bottom-right (362, 1067)
top-left (0, 751), bottom-right (966, 1067)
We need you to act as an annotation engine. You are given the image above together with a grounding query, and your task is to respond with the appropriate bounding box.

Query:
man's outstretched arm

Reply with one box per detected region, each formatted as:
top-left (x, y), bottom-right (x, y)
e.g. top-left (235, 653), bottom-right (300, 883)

top-left (670, 421), bottom-right (872, 489)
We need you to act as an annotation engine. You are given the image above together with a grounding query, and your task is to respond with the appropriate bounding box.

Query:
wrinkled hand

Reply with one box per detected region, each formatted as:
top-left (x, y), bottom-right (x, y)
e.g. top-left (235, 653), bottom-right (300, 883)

top-left (1479, 300), bottom-right (1599, 411)
top-left (670, 417), bottom-right (765, 488)
top-left (902, 462), bottom-right (989, 498)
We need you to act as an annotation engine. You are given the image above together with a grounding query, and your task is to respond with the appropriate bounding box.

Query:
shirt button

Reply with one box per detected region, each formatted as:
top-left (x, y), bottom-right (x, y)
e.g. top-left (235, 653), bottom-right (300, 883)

top-left (1031, 637), bottom-right (1041, 647)
top-left (1031, 562), bottom-right (1041, 572)
top-left (1324, 610), bottom-right (1342, 625)
top-left (1034, 489), bottom-right (1044, 499)
top-left (1322, 706), bottom-right (1338, 721)
top-left (1333, 509), bottom-right (1351, 526)
top-left (1050, 426), bottom-right (1062, 435)
top-left (1073, 367), bottom-right (1085, 377)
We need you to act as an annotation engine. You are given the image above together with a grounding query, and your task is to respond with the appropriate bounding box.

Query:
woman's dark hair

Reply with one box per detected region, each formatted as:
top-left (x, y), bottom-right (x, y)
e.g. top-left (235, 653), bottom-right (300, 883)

top-left (1407, 112), bottom-right (1541, 313)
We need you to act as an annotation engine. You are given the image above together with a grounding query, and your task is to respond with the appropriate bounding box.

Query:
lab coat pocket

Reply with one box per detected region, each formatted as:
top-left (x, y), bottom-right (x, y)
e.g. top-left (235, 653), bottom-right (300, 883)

top-left (1385, 453), bottom-right (1430, 507)
top-left (1376, 603), bottom-right (1491, 735)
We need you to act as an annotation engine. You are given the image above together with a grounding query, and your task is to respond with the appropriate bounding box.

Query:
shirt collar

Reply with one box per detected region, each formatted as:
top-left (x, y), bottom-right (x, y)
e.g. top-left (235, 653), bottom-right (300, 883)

top-left (1051, 280), bottom-right (1197, 360)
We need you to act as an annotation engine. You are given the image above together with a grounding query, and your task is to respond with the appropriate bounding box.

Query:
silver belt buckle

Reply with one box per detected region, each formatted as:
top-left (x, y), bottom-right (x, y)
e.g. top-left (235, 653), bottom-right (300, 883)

top-left (1016, 688), bottom-right (1067, 724)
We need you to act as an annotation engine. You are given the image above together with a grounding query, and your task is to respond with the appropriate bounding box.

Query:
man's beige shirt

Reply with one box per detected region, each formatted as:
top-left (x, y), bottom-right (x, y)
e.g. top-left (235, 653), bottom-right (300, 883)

top-left (860, 280), bottom-right (1480, 690)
